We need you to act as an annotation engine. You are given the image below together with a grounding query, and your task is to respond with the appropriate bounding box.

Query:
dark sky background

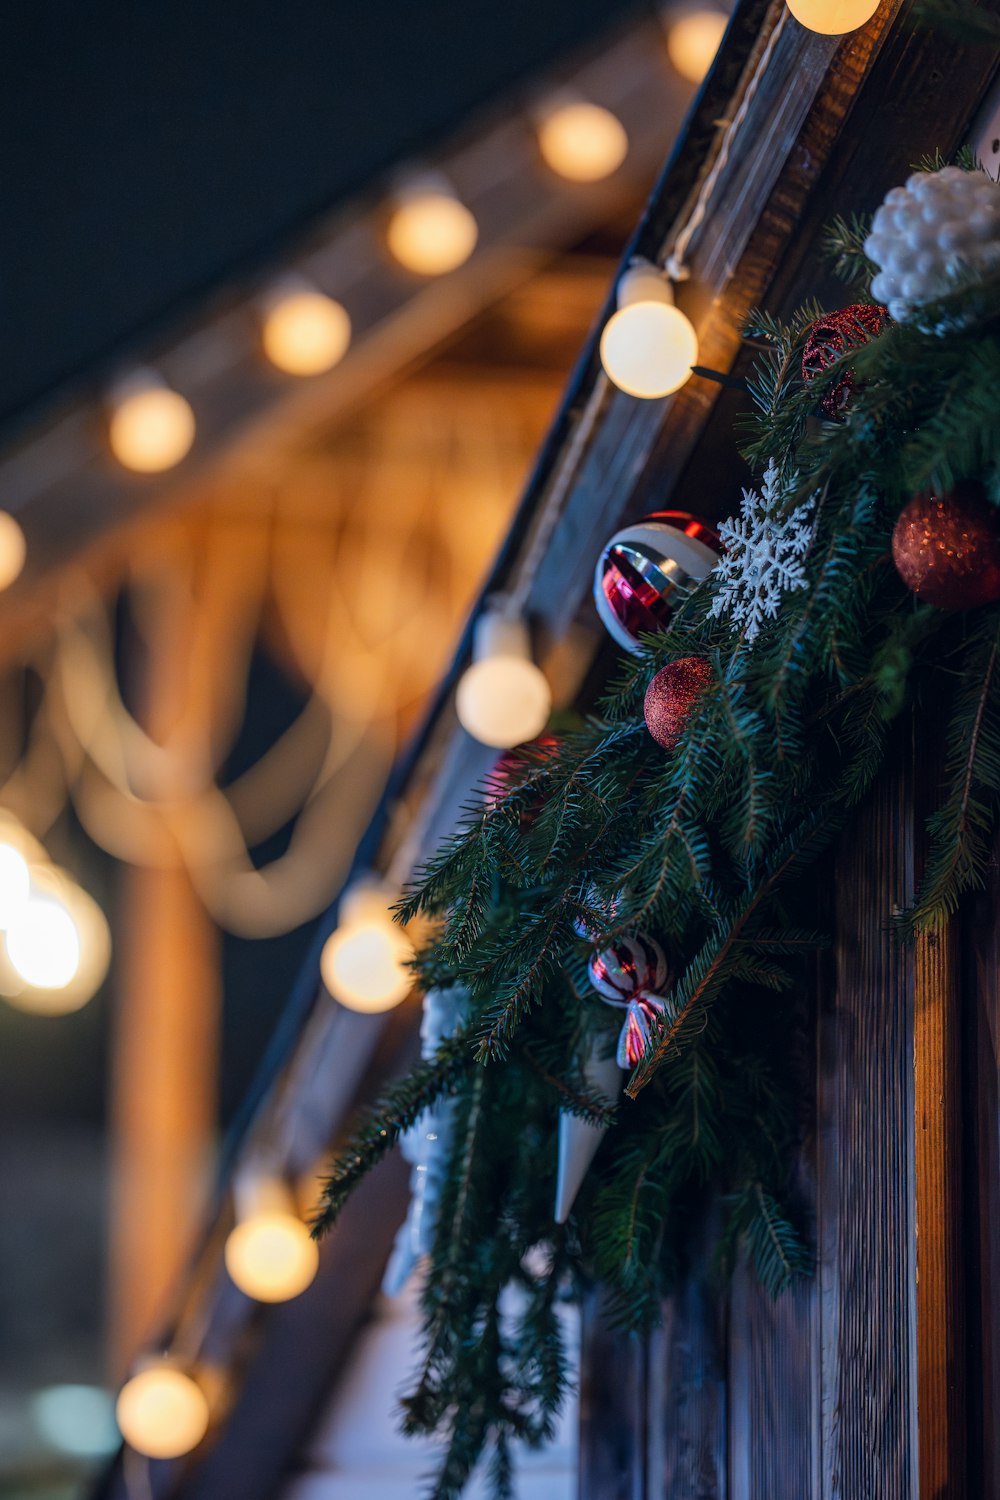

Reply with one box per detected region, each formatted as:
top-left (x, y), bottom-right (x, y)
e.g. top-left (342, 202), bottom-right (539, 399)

top-left (1, 0), bottom-right (640, 439)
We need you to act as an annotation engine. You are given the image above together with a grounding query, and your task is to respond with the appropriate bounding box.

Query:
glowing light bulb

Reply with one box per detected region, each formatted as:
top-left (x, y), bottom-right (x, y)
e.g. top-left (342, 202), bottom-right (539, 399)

top-left (225, 1176), bottom-right (319, 1302)
top-left (0, 513), bottom-right (26, 591)
top-left (115, 1366), bottom-right (209, 1460)
top-left (456, 609), bottom-right (551, 750)
top-left (261, 280), bottom-right (351, 375)
top-left (386, 179), bottom-right (478, 275)
top-left (0, 843), bottom-right (30, 928)
top-left (784, 0), bottom-right (880, 31)
top-left (600, 260), bottom-right (698, 399)
top-left (537, 99), bottom-right (628, 182)
top-left (108, 373), bottom-right (195, 473)
top-left (7, 897), bottom-right (80, 989)
top-left (666, 9), bottom-right (729, 82)
top-left (320, 881), bottom-right (413, 1013)
top-left (1, 866), bottom-right (111, 1015)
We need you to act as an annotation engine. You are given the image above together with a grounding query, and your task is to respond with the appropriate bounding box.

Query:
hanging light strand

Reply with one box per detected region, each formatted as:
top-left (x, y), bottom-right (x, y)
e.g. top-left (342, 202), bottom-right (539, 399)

top-left (664, 8), bottom-right (788, 283)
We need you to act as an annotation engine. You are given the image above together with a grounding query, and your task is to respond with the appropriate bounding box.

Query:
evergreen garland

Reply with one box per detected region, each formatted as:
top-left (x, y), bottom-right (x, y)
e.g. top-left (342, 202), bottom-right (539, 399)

top-left (315, 169), bottom-right (1000, 1499)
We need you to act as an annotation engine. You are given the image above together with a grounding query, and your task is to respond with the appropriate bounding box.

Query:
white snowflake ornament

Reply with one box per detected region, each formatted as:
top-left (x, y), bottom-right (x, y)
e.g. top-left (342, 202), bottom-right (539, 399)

top-left (864, 166), bottom-right (1000, 324)
top-left (710, 459), bottom-right (815, 645)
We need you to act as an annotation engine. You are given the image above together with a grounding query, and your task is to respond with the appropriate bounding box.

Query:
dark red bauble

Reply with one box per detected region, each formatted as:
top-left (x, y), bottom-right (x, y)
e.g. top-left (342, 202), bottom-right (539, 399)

top-left (643, 657), bottom-right (713, 750)
top-left (891, 483), bottom-right (1000, 610)
top-left (801, 303), bottom-right (889, 421)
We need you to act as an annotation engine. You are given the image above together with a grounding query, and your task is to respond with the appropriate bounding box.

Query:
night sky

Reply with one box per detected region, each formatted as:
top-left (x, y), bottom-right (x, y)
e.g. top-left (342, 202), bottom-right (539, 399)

top-left (2, 0), bottom-right (639, 438)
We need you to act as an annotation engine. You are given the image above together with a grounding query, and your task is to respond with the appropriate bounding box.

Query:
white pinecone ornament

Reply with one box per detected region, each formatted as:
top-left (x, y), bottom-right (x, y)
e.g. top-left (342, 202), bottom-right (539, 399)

top-left (864, 166), bottom-right (1000, 324)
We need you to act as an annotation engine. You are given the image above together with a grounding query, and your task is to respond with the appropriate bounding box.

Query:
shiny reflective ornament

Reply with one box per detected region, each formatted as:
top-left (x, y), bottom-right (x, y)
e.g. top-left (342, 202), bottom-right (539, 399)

top-left (784, 0), bottom-right (880, 32)
top-left (666, 8), bottom-right (728, 83)
top-left (225, 1177), bottom-right (319, 1303)
top-left (320, 879), bottom-right (413, 1012)
top-left (588, 934), bottom-right (669, 1001)
top-left (891, 483), bottom-right (1000, 610)
top-left (261, 280), bottom-right (351, 375)
top-left (587, 934), bottom-right (673, 1072)
top-left (643, 656), bottom-right (714, 749)
top-left (387, 179), bottom-right (478, 275)
top-left (595, 511), bottom-right (719, 653)
top-left (456, 609), bottom-right (551, 749)
top-left (537, 98), bottom-right (628, 182)
top-left (600, 259), bottom-right (698, 399)
top-left (115, 1366), bottom-right (209, 1459)
top-left (108, 372), bottom-right (195, 473)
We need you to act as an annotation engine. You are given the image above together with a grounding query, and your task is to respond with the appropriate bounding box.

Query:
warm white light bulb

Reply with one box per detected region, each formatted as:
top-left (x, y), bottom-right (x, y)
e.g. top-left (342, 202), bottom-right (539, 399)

top-left (225, 1211), bottom-right (319, 1302)
top-left (320, 882), bottom-right (413, 1013)
top-left (600, 261), bottom-right (698, 399)
top-left (261, 283), bottom-right (351, 375)
top-left (666, 9), bottom-right (728, 83)
top-left (0, 844), bottom-right (30, 929)
top-left (6, 897), bottom-right (81, 990)
top-left (115, 1367), bottom-right (209, 1460)
top-left (784, 0), bottom-right (880, 31)
top-left (0, 513), bottom-right (26, 591)
top-left (386, 182), bottom-right (478, 275)
top-left (108, 374), bottom-right (195, 473)
top-left (537, 100), bottom-right (629, 183)
top-left (456, 611), bottom-right (551, 750)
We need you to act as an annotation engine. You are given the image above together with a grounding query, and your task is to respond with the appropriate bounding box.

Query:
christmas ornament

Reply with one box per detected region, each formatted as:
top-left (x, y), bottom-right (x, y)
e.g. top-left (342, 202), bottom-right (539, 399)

top-left (594, 512), bottom-right (719, 654)
top-left (643, 656), bottom-right (713, 749)
top-left (588, 934), bottom-right (673, 1070)
top-left (553, 1040), bottom-right (622, 1224)
top-left (864, 166), bottom-right (1000, 324)
top-left (891, 482), bottom-right (1000, 610)
top-left (709, 459), bottom-right (815, 645)
top-left (383, 986), bottom-right (467, 1296)
top-left (801, 302), bottom-right (889, 420)
top-left (587, 933), bottom-right (669, 999)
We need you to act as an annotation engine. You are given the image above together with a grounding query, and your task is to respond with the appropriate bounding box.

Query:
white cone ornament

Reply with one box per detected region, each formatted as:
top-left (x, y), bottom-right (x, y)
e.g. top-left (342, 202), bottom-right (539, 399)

top-left (554, 932), bottom-right (673, 1222)
top-left (594, 513), bottom-right (719, 654)
top-left (554, 1041), bottom-right (623, 1224)
top-left (383, 986), bottom-right (467, 1295)
top-left (864, 166), bottom-right (1000, 327)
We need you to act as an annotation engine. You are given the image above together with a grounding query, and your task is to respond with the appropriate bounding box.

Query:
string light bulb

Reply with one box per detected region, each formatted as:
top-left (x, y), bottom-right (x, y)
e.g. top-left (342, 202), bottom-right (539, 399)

top-left (115, 1364), bottom-right (209, 1460)
top-left (107, 371), bottom-right (195, 473)
top-left (320, 879), bottom-right (413, 1013)
top-left (260, 277), bottom-right (351, 375)
top-left (225, 1173), bottom-right (319, 1303)
top-left (0, 843), bottom-right (30, 929)
top-left (1, 864), bottom-right (111, 1015)
top-left (456, 606), bottom-right (551, 749)
top-left (784, 0), bottom-right (880, 31)
top-left (666, 7), bottom-right (729, 83)
top-left (0, 513), bottom-right (26, 591)
top-left (600, 259), bottom-right (698, 399)
top-left (386, 175), bottom-right (478, 276)
top-left (536, 96), bottom-right (629, 183)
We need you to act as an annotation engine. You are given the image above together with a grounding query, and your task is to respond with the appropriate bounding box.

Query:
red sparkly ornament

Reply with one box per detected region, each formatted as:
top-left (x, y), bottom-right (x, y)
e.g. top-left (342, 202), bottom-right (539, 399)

top-left (891, 482), bottom-right (1000, 610)
top-left (643, 657), bottom-right (713, 750)
top-left (801, 302), bottom-right (890, 421)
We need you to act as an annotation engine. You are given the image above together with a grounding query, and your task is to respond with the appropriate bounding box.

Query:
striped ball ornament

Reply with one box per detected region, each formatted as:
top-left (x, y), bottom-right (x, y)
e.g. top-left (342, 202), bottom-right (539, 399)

top-left (587, 934), bottom-right (669, 1003)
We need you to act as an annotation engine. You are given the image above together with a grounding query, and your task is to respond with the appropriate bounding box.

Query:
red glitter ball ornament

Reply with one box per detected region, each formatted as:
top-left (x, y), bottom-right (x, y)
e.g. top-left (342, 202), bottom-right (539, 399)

top-left (801, 302), bottom-right (889, 421)
top-left (643, 657), bottom-right (713, 750)
top-left (891, 483), bottom-right (1000, 610)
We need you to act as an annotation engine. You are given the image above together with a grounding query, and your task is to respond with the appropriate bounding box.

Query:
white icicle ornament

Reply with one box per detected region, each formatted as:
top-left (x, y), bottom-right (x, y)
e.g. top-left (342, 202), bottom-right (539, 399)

top-left (864, 166), bottom-right (1000, 324)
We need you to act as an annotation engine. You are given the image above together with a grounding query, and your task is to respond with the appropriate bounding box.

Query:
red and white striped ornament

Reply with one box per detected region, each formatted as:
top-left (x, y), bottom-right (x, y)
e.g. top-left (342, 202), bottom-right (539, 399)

top-left (587, 935), bottom-right (669, 1001)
